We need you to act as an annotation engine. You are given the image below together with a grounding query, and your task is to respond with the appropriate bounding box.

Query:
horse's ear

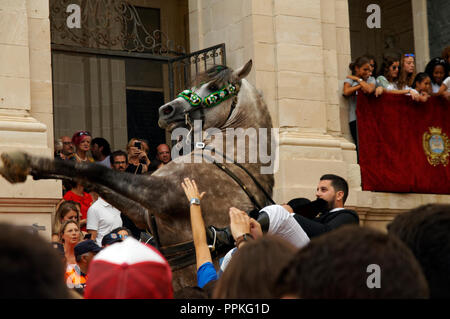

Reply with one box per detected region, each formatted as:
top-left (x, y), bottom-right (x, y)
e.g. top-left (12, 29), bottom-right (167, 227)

top-left (232, 59), bottom-right (252, 82)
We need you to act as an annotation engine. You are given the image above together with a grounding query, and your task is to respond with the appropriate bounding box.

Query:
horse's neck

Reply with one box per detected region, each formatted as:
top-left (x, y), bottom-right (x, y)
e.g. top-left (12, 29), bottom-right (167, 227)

top-left (222, 80), bottom-right (270, 130)
top-left (202, 80), bottom-right (274, 167)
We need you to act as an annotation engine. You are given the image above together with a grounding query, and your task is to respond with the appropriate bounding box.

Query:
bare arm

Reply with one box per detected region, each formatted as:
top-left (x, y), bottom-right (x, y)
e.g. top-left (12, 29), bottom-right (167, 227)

top-left (87, 229), bottom-right (98, 241)
top-left (181, 178), bottom-right (209, 270)
top-left (346, 75), bottom-right (375, 94)
top-left (343, 82), bottom-right (361, 97)
top-left (436, 83), bottom-right (449, 98)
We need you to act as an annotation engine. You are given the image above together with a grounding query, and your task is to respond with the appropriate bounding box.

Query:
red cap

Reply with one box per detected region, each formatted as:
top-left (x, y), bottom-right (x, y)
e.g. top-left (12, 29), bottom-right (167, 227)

top-left (84, 237), bottom-right (173, 299)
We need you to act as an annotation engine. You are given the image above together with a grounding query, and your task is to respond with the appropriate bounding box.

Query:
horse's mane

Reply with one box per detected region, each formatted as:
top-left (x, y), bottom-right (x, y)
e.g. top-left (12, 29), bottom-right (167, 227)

top-left (192, 65), bottom-right (233, 88)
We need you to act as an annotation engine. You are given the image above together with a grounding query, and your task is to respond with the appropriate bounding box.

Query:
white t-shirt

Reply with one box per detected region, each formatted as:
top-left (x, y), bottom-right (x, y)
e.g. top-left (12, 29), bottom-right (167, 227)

top-left (87, 197), bottom-right (123, 246)
top-left (432, 82), bottom-right (441, 93)
top-left (96, 155), bottom-right (111, 168)
top-left (261, 204), bottom-right (310, 249)
top-left (219, 205), bottom-right (310, 275)
top-left (344, 76), bottom-right (376, 123)
top-left (443, 77), bottom-right (450, 92)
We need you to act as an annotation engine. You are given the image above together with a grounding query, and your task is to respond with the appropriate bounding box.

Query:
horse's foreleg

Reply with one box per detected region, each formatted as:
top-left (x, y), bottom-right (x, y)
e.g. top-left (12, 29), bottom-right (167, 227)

top-left (23, 153), bottom-right (168, 211)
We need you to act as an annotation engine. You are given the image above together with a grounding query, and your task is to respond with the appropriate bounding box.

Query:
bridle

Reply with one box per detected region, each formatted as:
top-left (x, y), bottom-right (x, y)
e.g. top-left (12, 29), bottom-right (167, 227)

top-left (177, 81), bottom-right (240, 142)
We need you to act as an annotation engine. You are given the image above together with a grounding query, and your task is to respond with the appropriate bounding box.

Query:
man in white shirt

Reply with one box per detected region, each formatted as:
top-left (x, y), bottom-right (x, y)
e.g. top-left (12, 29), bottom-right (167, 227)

top-left (87, 197), bottom-right (123, 246)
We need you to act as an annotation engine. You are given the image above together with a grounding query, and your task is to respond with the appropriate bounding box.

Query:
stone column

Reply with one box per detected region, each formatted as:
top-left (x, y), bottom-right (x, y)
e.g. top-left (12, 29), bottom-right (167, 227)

top-left (188, 0), bottom-right (358, 199)
top-left (0, 0), bottom-right (61, 239)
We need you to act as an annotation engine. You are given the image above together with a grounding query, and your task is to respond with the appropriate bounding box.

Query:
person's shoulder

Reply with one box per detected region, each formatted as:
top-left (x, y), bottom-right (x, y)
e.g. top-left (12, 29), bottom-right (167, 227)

top-left (344, 78), bottom-right (355, 85)
top-left (443, 77), bottom-right (450, 86)
top-left (367, 76), bottom-right (376, 84)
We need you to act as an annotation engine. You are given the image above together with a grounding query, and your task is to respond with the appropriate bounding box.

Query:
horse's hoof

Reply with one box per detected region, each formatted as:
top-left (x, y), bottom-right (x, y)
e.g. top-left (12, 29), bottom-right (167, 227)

top-left (0, 152), bottom-right (31, 183)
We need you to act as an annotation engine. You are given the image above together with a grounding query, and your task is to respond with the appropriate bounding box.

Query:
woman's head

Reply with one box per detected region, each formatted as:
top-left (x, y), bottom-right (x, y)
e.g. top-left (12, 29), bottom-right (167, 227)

top-left (398, 53), bottom-right (417, 89)
top-left (349, 56), bottom-right (372, 79)
top-left (212, 235), bottom-right (297, 299)
top-left (412, 72), bottom-right (431, 93)
top-left (58, 201), bottom-right (80, 223)
top-left (381, 55), bottom-right (400, 81)
top-left (363, 54), bottom-right (377, 77)
top-left (401, 54), bottom-right (416, 74)
top-left (425, 57), bottom-right (449, 85)
top-left (53, 200), bottom-right (80, 236)
top-left (71, 131), bottom-right (92, 152)
top-left (126, 138), bottom-right (149, 155)
top-left (59, 220), bottom-right (81, 245)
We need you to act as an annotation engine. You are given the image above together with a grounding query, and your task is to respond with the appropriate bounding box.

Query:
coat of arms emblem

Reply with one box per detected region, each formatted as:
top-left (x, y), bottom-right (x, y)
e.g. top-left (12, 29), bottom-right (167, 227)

top-left (422, 127), bottom-right (449, 167)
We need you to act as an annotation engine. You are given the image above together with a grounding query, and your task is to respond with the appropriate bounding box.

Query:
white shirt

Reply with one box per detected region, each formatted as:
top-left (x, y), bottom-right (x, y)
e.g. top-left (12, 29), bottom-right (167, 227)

top-left (443, 77), bottom-right (450, 92)
top-left (262, 205), bottom-right (310, 249)
top-left (96, 155), bottom-right (111, 168)
top-left (87, 197), bottom-right (122, 246)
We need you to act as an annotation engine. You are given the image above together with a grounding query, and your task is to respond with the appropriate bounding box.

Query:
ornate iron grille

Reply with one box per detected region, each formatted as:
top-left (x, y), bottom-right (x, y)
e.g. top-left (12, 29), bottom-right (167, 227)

top-left (49, 0), bottom-right (186, 55)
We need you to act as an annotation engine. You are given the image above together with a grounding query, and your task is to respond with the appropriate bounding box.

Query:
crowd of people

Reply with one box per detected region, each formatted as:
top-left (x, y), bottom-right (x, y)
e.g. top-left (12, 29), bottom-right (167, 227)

top-left (50, 130), bottom-right (173, 295)
top-left (343, 47), bottom-right (450, 149)
top-left (1, 49), bottom-right (450, 300)
top-left (1, 167), bottom-right (449, 299)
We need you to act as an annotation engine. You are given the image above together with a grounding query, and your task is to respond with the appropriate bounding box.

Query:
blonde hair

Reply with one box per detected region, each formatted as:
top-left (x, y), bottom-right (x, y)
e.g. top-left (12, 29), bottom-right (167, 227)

top-left (126, 138), bottom-right (149, 154)
top-left (53, 200), bottom-right (80, 236)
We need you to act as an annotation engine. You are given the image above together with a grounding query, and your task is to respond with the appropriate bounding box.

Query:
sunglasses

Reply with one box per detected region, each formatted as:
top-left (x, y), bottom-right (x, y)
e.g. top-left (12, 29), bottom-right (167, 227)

top-left (114, 161), bottom-right (127, 165)
top-left (404, 53), bottom-right (415, 57)
top-left (390, 65), bottom-right (399, 70)
top-left (77, 131), bottom-right (91, 137)
top-left (63, 142), bottom-right (72, 145)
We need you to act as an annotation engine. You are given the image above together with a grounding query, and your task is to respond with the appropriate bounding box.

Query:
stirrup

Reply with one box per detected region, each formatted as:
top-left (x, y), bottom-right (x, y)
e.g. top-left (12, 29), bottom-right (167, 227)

top-left (208, 227), bottom-right (217, 252)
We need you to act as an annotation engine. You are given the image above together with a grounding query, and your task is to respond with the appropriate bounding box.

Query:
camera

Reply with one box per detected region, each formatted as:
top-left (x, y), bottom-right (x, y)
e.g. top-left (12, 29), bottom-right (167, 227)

top-left (134, 141), bottom-right (141, 149)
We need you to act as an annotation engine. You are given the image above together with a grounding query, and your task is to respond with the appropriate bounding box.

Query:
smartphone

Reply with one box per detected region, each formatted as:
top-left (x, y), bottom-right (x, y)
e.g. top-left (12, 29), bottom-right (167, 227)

top-left (134, 141), bottom-right (141, 149)
top-left (84, 233), bottom-right (92, 240)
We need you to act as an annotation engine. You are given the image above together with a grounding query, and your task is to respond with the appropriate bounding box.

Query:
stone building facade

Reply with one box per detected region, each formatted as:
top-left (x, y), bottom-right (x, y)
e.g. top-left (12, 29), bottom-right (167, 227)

top-left (0, 0), bottom-right (449, 239)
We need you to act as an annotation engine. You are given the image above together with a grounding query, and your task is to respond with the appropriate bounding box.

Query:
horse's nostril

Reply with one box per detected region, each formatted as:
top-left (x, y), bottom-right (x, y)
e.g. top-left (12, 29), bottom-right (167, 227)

top-left (163, 105), bottom-right (173, 115)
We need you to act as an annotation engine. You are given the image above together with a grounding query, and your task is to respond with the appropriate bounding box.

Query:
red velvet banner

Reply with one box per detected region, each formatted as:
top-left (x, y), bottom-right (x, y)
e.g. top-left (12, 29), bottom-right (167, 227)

top-left (356, 92), bottom-right (450, 194)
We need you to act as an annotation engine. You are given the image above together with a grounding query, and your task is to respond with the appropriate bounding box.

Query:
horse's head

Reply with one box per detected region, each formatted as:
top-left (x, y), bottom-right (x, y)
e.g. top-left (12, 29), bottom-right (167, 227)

top-left (158, 60), bottom-right (253, 132)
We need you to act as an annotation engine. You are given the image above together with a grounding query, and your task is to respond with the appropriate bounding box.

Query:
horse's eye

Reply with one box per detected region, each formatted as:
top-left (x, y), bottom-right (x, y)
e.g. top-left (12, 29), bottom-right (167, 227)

top-left (208, 83), bottom-right (218, 91)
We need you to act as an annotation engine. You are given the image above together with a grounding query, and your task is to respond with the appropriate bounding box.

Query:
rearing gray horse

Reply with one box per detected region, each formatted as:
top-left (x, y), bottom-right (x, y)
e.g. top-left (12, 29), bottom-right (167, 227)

top-left (0, 60), bottom-right (276, 289)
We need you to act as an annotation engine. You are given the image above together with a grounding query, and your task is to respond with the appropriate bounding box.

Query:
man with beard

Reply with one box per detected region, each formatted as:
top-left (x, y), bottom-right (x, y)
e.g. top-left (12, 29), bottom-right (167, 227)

top-left (290, 174), bottom-right (359, 238)
top-left (207, 174), bottom-right (359, 252)
top-left (91, 137), bottom-right (112, 168)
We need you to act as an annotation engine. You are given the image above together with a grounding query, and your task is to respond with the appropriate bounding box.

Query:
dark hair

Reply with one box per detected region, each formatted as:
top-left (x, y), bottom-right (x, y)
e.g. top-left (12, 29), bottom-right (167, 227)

top-left (412, 72), bottom-right (430, 89)
top-left (349, 56), bottom-right (371, 76)
top-left (274, 225), bottom-right (429, 299)
top-left (320, 174), bottom-right (349, 203)
top-left (380, 55), bottom-right (400, 81)
top-left (212, 235), bottom-right (297, 298)
top-left (0, 223), bottom-right (70, 298)
top-left (388, 204), bottom-right (450, 298)
top-left (110, 150), bottom-right (128, 166)
top-left (173, 286), bottom-right (209, 299)
top-left (362, 53), bottom-right (377, 77)
top-left (442, 46), bottom-right (450, 64)
top-left (424, 57), bottom-right (449, 85)
top-left (91, 137), bottom-right (111, 156)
